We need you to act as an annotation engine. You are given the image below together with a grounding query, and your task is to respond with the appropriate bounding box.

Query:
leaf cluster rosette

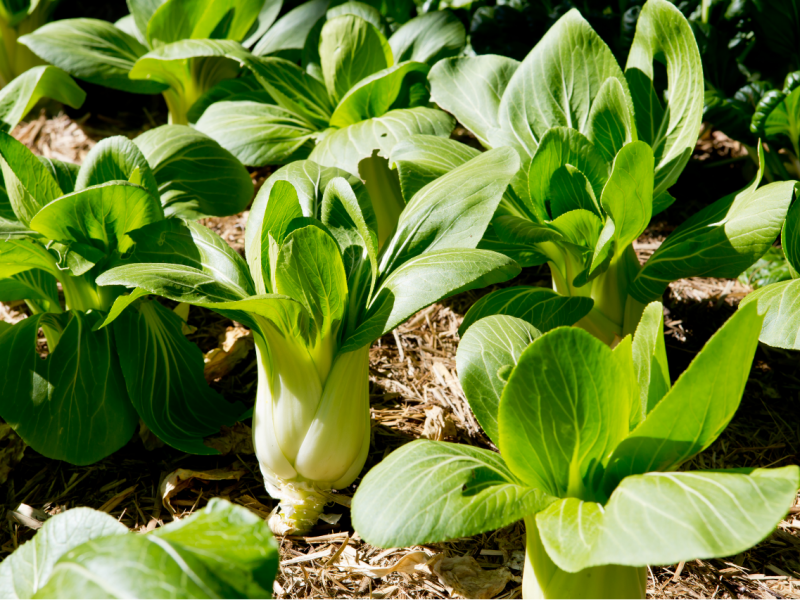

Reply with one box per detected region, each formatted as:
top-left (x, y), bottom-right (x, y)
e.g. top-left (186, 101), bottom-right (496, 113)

top-left (392, 0), bottom-right (795, 345)
top-left (19, 0), bottom-right (333, 124)
top-left (98, 147), bottom-right (522, 533)
top-left (0, 499), bottom-right (278, 599)
top-left (352, 302), bottom-right (800, 599)
top-left (0, 128), bottom-right (252, 465)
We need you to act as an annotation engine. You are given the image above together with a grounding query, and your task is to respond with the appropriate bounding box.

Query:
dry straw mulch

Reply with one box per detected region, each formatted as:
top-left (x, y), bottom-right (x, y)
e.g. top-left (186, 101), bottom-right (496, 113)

top-left (0, 112), bottom-right (798, 599)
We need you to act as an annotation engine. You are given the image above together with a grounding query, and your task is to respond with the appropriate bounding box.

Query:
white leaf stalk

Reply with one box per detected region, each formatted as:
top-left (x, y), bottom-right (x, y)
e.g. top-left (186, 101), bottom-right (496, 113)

top-left (522, 516), bottom-right (646, 599)
top-left (253, 319), bottom-right (370, 535)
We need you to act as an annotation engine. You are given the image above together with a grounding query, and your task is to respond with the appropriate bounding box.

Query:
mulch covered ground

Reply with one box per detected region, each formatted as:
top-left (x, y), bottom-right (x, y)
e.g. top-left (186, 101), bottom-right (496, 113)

top-left (0, 109), bottom-right (798, 599)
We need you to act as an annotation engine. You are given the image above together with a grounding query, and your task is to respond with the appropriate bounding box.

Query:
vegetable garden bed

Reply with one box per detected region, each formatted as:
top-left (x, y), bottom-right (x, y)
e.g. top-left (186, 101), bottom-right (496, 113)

top-left (0, 110), bottom-right (798, 599)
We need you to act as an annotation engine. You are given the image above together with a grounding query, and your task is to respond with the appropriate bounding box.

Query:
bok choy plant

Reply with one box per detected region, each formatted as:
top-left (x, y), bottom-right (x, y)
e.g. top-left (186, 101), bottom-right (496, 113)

top-left (97, 147), bottom-right (521, 534)
top-left (18, 0), bottom-right (329, 125)
top-left (0, 0), bottom-right (59, 87)
top-left (194, 2), bottom-right (464, 246)
top-left (0, 130), bottom-right (251, 465)
top-left (0, 498), bottom-right (278, 599)
top-left (394, 0), bottom-right (795, 344)
top-left (352, 302), bottom-right (800, 599)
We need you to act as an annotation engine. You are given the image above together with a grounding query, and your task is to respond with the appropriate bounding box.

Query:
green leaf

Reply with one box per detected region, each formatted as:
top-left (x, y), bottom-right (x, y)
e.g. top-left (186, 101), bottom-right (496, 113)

top-left (254, 180), bottom-right (302, 293)
top-left (75, 136), bottom-right (159, 198)
top-left (630, 301), bottom-right (669, 422)
top-left (0, 270), bottom-right (59, 306)
top-left (241, 0), bottom-right (282, 48)
top-left (275, 225), bottom-right (348, 337)
top-left (126, 0), bottom-right (165, 40)
top-left (320, 14), bottom-right (391, 105)
top-left (240, 55), bottom-right (332, 128)
top-left (195, 100), bottom-right (315, 167)
top-left (388, 10), bottom-right (465, 65)
top-left (498, 10), bottom-right (629, 163)
top-left (123, 218), bottom-right (255, 297)
top-left (112, 299), bottom-right (244, 455)
top-left (625, 0), bottom-right (703, 202)
top-left (326, 2), bottom-right (387, 36)
top-left (0, 66), bottom-right (86, 134)
top-left (0, 508), bottom-right (128, 599)
top-left (97, 263), bottom-right (248, 305)
top-left (308, 106), bottom-right (455, 176)
top-left (537, 467), bottom-right (800, 571)
top-left (321, 176), bottom-right (378, 295)
top-left (498, 327), bottom-right (632, 499)
top-left (128, 39), bottom-right (247, 103)
top-left (37, 157), bottom-right (79, 196)
top-left (36, 499), bottom-right (278, 599)
top-left (31, 182), bottom-right (164, 257)
top-left (456, 315), bottom-right (540, 445)
top-left (146, 0), bottom-right (261, 46)
top-left (782, 188), bottom-right (800, 274)
top-left (246, 160), bottom-right (367, 269)
top-left (329, 61), bottom-right (429, 128)
top-left (19, 19), bottom-right (167, 94)
top-left (379, 147), bottom-right (519, 275)
top-left (428, 55), bottom-right (519, 149)
top-left (460, 286), bottom-right (593, 335)
top-left (390, 134), bottom-right (479, 203)
top-left (528, 128), bottom-right (609, 222)
top-left (598, 141), bottom-right (654, 257)
top-left (352, 439), bottom-right (554, 548)
top-left (186, 75), bottom-right (273, 122)
top-left (631, 180), bottom-right (795, 303)
top-left (342, 249), bottom-right (520, 352)
top-left (740, 279), bottom-right (800, 350)
top-left (586, 77), bottom-right (635, 163)
top-left (0, 131), bottom-right (63, 226)
top-left (251, 0), bottom-right (327, 58)
top-left (604, 302), bottom-right (763, 488)
top-left (0, 239), bottom-right (58, 279)
top-left (133, 124), bottom-right (253, 218)
top-left (0, 311), bottom-right (138, 465)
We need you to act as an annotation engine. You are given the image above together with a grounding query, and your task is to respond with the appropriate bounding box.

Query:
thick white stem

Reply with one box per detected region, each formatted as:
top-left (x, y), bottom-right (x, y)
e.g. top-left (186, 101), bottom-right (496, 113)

top-left (522, 516), bottom-right (647, 599)
top-left (252, 330), bottom-right (371, 534)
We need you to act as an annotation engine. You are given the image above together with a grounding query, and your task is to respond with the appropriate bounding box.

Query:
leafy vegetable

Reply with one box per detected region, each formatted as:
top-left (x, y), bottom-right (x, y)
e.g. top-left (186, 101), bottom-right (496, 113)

top-left (405, 0), bottom-right (794, 344)
top-left (0, 498), bottom-right (278, 599)
top-left (194, 2), bottom-right (464, 243)
top-left (98, 147), bottom-right (521, 533)
top-left (19, 0), bottom-right (328, 124)
top-left (0, 131), bottom-right (248, 464)
top-left (0, 0), bottom-right (59, 88)
top-left (353, 302), bottom-right (799, 599)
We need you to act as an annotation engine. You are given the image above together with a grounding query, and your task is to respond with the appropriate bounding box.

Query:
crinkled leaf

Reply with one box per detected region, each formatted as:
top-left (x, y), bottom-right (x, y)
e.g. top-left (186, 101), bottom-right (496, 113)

top-left (388, 10), bottom-right (465, 65)
top-left (75, 136), bottom-right (158, 198)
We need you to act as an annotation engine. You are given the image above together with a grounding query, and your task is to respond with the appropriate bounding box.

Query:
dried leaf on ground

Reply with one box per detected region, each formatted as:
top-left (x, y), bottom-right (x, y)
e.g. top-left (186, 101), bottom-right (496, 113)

top-left (430, 554), bottom-right (513, 599)
top-left (160, 467), bottom-right (247, 513)
top-left (204, 326), bottom-right (254, 382)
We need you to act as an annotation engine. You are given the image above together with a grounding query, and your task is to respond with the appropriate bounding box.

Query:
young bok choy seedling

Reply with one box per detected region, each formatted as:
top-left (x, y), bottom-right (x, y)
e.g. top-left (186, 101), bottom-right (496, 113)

top-left (352, 302), bottom-right (800, 599)
top-left (0, 499), bottom-right (278, 598)
top-left (0, 130), bottom-right (252, 465)
top-left (19, 0), bottom-right (329, 124)
top-left (97, 148), bottom-right (521, 534)
top-left (392, 0), bottom-right (795, 344)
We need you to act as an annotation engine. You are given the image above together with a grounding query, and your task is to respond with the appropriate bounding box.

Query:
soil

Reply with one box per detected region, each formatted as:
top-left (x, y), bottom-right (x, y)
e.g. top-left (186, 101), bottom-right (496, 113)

top-left (0, 103), bottom-right (798, 600)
